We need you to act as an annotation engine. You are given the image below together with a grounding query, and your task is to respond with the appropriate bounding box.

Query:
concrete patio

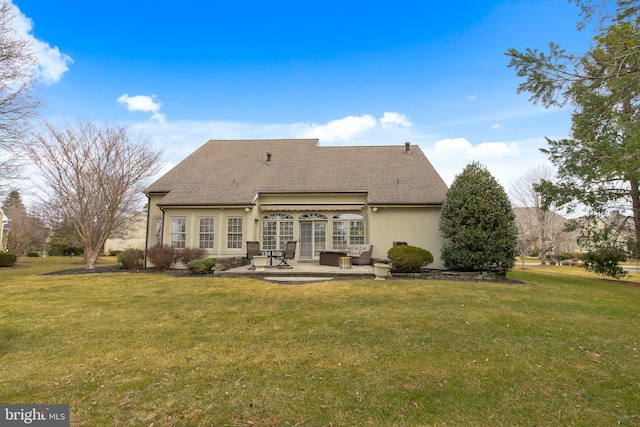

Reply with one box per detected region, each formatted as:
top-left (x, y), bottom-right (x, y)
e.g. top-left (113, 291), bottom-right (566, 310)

top-left (217, 261), bottom-right (377, 282)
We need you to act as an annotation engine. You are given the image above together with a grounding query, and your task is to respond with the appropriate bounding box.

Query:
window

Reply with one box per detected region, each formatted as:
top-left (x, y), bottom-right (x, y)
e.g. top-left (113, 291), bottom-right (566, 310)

top-left (171, 217), bottom-right (186, 248)
top-left (199, 217), bottom-right (214, 249)
top-left (333, 214), bottom-right (365, 248)
top-left (227, 217), bottom-right (243, 249)
top-left (262, 214), bottom-right (294, 250)
top-left (154, 217), bottom-right (162, 246)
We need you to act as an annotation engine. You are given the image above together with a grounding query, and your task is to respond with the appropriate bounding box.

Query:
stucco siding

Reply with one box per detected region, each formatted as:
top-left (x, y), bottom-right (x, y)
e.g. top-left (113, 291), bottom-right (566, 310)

top-left (368, 206), bottom-right (444, 269)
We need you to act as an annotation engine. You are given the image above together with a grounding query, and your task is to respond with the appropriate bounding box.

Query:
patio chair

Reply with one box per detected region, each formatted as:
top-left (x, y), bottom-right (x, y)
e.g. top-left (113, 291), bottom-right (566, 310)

top-left (246, 241), bottom-right (261, 270)
top-left (275, 241), bottom-right (297, 269)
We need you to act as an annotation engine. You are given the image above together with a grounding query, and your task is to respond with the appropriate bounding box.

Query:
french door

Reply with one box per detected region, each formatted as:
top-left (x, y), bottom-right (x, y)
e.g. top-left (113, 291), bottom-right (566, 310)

top-left (299, 220), bottom-right (326, 260)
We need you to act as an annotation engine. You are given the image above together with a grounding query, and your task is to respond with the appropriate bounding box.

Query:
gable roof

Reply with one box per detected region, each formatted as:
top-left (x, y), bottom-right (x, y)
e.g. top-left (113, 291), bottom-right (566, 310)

top-left (145, 139), bottom-right (448, 206)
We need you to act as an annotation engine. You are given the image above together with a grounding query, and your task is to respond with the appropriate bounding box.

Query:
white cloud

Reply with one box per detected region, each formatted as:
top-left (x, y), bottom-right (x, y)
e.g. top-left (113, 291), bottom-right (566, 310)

top-left (380, 112), bottom-right (412, 128)
top-left (492, 123), bottom-right (500, 130)
top-left (117, 94), bottom-right (167, 123)
top-left (300, 114), bottom-right (378, 140)
top-left (9, 1), bottom-right (72, 84)
top-left (468, 94), bottom-right (477, 100)
top-left (475, 141), bottom-right (518, 157)
top-left (299, 112), bottom-right (412, 141)
top-left (426, 137), bottom-right (552, 187)
top-left (432, 137), bottom-right (517, 159)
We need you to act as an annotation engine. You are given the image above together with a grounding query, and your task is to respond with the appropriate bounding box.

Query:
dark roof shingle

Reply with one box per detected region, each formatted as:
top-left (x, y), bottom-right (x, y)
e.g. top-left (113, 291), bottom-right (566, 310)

top-left (145, 139), bottom-right (448, 206)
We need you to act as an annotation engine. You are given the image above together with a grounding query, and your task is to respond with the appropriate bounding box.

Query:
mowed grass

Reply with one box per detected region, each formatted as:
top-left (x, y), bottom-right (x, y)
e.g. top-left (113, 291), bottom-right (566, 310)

top-left (1, 258), bottom-right (639, 426)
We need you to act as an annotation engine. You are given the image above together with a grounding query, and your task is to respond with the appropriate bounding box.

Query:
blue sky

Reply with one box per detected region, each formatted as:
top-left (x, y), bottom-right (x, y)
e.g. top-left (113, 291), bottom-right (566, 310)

top-left (13, 0), bottom-right (595, 189)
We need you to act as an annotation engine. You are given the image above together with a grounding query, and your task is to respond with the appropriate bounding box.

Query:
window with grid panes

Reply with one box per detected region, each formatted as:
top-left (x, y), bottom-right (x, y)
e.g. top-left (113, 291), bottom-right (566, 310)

top-left (171, 217), bottom-right (186, 248)
top-left (199, 217), bottom-right (214, 249)
top-left (332, 214), bottom-right (365, 247)
top-left (262, 214), bottom-right (294, 250)
top-left (227, 217), bottom-right (243, 249)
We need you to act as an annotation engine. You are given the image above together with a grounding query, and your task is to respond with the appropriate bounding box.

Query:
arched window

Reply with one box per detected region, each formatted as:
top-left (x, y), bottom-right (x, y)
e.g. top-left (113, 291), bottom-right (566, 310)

top-left (332, 214), bottom-right (365, 248)
top-left (262, 214), bottom-right (294, 250)
top-left (299, 213), bottom-right (327, 220)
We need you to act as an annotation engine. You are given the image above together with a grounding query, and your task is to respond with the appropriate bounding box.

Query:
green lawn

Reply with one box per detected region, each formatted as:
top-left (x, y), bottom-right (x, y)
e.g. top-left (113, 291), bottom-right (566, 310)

top-left (1, 257), bottom-right (639, 426)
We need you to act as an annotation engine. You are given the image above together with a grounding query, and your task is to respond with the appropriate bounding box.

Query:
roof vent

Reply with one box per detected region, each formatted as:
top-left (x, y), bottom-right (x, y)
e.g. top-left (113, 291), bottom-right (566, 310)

top-left (404, 142), bottom-right (411, 153)
top-left (266, 152), bottom-right (272, 164)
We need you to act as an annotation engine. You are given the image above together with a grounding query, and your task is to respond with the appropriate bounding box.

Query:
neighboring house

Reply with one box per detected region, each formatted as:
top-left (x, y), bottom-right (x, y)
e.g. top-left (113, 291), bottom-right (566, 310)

top-left (103, 214), bottom-right (147, 254)
top-left (513, 207), bottom-right (581, 256)
top-left (575, 211), bottom-right (637, 254)
top-left (0, 208), bottom-right (9, 252)
top-left (144, 139), bottom-right (449, 268)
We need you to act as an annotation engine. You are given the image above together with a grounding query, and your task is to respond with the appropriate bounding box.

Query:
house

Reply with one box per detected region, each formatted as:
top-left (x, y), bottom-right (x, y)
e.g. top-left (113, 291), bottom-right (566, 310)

top-left (575, 211), bottom-right (637, 256)
top-left (513, 207), bottom-right (581, 256)
top-left (103, 214), bottom-right (147, 255)
top-left (144, 139), bottom-right (449, 268)
top-left (0, 208), bottom-right (9, 252)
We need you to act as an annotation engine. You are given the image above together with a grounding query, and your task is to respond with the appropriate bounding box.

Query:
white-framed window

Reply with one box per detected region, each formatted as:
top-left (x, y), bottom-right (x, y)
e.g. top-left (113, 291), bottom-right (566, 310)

top-left (199, 217), bottom-right (215, 249)
top-left (171, 217), bottom-right (187, 248)
top-left (154, 217), bottom-right (162, 246)
top-left (227, 217), bottom-right (243, 249)
top-left (262, 213), bottom-right (294, 250)
top-left (332, 214), bottom-right (365, 248)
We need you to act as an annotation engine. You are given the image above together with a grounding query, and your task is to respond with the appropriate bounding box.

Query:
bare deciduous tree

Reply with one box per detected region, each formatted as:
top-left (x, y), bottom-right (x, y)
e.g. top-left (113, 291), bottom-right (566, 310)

top-left (28, 120), bottom-right (163, 269)
top-left (511, 166), bottom-right (569, 264)
top-left (0, 1), bottom-right (40, 190)
top-left (2, 189), bottom-right (48, 254)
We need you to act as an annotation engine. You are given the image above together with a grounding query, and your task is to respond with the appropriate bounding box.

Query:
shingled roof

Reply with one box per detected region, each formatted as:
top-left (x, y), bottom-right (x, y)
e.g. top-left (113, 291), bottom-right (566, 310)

top-left (145, 139), bottom-right (448, 206)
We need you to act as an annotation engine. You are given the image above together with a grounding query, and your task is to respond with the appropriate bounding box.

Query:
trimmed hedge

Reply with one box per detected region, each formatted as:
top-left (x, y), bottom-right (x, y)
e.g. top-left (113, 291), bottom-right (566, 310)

top-left (387, 245), bottom-right (434, 273)
top-left (187, 258), bottom-right (216, 275)
top-left (0, 252), bottom-right (18, 267)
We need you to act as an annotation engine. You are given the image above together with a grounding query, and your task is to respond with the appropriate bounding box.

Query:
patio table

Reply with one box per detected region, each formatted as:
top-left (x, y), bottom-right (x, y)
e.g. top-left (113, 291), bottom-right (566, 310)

top-left (260, 249), bottom-right (284, 267)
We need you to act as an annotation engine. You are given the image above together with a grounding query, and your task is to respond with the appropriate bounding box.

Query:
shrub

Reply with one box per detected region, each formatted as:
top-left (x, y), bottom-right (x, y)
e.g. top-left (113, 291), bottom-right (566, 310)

top-left (387, 245), bottom-right (434, 273)
top-left (178, 247), bottom-right (208, 265)
top-left (146, 244), bottom-right (180, 270)
top-left (0, 252), bottom-right (18, 267)
top-left (558, 253), bottom-right (572, 261)
top-left (439, 162), bottom-right (518, 276)
top-left (109, 249), bottom-right (123, 257)
top-left (26, 252), bottom-right (39, 257)
top-left (187, 258), bottom-right (216, 274)
top-left (117, 248), bottom-right (144, 270)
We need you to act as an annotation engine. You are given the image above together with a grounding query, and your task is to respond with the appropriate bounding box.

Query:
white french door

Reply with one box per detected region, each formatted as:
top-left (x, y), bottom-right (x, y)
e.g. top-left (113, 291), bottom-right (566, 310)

top-left (299, 221), bottom-right (326, 260)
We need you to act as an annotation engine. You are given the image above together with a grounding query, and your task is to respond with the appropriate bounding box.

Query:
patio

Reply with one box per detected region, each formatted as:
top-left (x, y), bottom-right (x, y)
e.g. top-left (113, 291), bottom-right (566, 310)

top-left (217, 261), bottom-right (376, 282)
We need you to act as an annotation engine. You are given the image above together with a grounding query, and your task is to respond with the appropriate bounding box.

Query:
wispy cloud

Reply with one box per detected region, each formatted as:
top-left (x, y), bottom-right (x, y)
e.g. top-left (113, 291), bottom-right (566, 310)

top-left (117, 94), bottom-right (166, 123)
top-left (9, 1), bottom-right (72, 84)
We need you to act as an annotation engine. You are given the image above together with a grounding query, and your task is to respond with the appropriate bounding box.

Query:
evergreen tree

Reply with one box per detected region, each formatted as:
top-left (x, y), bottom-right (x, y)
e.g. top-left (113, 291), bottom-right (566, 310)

top-left (439, 162), bottom-right (518, 276)
top-left (507, 1), bottom-right (640, 278)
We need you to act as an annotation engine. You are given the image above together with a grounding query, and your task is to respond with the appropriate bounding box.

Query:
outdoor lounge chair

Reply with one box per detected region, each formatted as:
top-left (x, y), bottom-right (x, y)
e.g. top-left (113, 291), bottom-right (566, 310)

top-left (275, 241), bottom-right (297, 269)
top-left (246, 241), bottom-right (261, 270)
